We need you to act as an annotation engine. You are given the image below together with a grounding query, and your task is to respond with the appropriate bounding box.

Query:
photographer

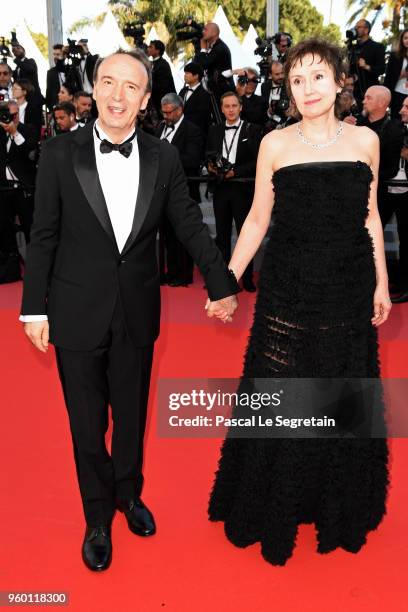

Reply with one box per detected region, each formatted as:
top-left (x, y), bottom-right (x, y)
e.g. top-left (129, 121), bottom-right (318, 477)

top-left (73, 90), bottom-right (92, 124)
top-left (348, 19), bottom-right (385, 106)
top-left (11, 41), bottom-right (42, 99)
top-left (193, 22), bottom-right (234, 101)
top-left (46, 44), bottom-right (66, 111)
top-left (0, 63), bottom-right (13, 100)
top-left (76, 39), bottom-right (98, 94)
top-left (272, 33), bottom-right (291, 64)
top-left (147, 40), bottom-right (176, 116)
top-left (12, 79), bottom-right (43, 139)
top-left (205, 91), bottom-right (261, 291)
top-left (179, 62), bottom-right (211, 133)
top-left (0, 99), bottom-right (37, 273)
top-left (234, 68), bottom-right (268, 127)
top-left (261, 61), bottom-right (291, 130)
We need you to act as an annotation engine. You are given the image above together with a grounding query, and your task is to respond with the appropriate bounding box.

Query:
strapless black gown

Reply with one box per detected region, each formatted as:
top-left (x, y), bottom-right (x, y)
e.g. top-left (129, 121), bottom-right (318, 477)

top-left (208, 161), bottom-right (390, 566)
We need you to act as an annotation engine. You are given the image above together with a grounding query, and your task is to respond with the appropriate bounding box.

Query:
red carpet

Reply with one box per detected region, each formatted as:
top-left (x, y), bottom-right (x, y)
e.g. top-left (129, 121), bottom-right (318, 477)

top-left (1, 275), bottom-right (407, 611)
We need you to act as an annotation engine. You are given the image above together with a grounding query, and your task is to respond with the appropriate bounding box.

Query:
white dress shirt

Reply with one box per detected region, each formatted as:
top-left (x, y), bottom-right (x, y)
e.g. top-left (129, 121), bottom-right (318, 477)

top-left (183, 82), bottom-right (200, 103)
top-left (160, 115), bottom-right (183, 143)
top-left (6, 131), bottom-right (25, 180)
top-left (20, 121), bottom-right (140, 323)
top-left (394, 57), bottom-right (408, 95)
top-left (79, 56), bottom-right (93, 93)
top-left (222, 119), bottom-right (243, 165)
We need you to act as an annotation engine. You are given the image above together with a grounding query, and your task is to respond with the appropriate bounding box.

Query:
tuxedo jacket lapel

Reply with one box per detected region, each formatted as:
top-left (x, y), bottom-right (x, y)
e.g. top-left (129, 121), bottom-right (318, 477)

top-left (72, 123), bottom-right (117, 249)
top-left (121, 128), bottom-right (160, 255)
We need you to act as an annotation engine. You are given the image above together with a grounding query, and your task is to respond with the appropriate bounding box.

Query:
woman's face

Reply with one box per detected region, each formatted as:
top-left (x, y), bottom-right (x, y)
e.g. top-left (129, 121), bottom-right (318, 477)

top-left (288, 54), bottom-right (339, 119)
top-left (12, 83), bottom-right (26, 102)
top-left (58, 86), bottom-right (72, 102)
top-left (402, 32), bottom-right (408, 49)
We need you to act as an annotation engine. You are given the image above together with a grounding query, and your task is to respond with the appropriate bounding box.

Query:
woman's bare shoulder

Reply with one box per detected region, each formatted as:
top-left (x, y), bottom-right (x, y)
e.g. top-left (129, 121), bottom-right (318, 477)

top-left (342, 121), bottom-right (379, 145)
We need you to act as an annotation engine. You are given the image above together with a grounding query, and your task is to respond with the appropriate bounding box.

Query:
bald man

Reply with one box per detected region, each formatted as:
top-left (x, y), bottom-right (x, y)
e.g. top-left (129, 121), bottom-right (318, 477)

top-left (193, 21), bottom-right (233, 100)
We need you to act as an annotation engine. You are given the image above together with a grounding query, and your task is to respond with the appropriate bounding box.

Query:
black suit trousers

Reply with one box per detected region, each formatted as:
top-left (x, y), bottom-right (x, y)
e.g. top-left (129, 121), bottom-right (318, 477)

top-left (378, 189), bottom-right (408, 290)
top-left (55, 297), bottom-right (154, 526)
top-left (213, 182), bottom-right (253, 281)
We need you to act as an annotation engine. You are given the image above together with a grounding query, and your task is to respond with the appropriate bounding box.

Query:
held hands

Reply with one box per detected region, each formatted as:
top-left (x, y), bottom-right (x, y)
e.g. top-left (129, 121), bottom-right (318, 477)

top-left (24, 321), bottom-right (49, 353)
top-left (205, 295), bottom-right (238, 323)
top-left (0, 121), bottom-right (17, 135)
top-left (371, 285), bottom-right (392, 327)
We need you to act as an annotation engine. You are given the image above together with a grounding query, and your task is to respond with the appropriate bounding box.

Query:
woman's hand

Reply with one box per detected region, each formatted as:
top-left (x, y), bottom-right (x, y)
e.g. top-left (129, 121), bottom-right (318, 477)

top-left (371, 285), bottom-right (392, 327)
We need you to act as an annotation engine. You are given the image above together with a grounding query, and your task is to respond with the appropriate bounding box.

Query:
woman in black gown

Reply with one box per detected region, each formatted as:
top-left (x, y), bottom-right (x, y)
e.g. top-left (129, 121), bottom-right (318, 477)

top-left (207, 39), bottom-right (392, 566)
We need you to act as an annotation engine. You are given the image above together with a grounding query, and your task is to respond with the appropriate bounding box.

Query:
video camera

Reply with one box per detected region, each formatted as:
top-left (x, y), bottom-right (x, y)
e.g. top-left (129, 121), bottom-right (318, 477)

top-left (206, 151), bottom-right (233, 177)
top-left (237, 71), bottom-right (261, 86)
top-left (123, 14), bottom-right (146, 49)
top-left (0, 100), bottom-right (13, 124)
top-left (175, 18), bottom-right (203, 46)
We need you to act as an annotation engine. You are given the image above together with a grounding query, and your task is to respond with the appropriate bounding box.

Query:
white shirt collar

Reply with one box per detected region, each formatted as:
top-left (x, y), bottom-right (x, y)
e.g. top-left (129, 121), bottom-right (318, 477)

top-left (94, 120), bottom-right (137, 144)
top-left (225, 118), bottom-right (241, 127)
top-left (164, 114), bottom-right (183, 133)
top-left (70, 123), bottom-right (79, 131)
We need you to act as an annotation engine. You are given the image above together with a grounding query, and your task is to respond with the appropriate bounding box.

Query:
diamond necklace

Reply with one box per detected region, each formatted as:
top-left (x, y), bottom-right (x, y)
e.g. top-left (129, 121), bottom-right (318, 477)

top-left (296, 121), bottom-right (343, 149)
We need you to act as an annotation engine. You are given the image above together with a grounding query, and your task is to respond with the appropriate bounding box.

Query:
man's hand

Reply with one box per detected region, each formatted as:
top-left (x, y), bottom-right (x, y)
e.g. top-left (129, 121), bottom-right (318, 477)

top-left (401, 146), bottom-right (408, 161)
top-left (205, 295), bottom-right (238, 323)
top-left (24, 321), bottom-right (49, 353)
top-left (224, 169), bottom-right (235, 179)
top-left (358, 57), bottom-right (370, 70)
top-left (0, 121), bottom-right (17, 135)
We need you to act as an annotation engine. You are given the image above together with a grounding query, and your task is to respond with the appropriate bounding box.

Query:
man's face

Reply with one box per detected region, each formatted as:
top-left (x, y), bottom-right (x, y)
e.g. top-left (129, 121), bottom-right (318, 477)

top-left (184, 71), bottom-right (199, 86)
top-left (202, 23), bottom-right (217, 43)
top-left (356, 20), bottom-right (369, 40)
top-left (400, 97), bottom-right (408, 123)
top-left (343, 76), bottom-right (354, 93)
top-left (147, 44), bottom-right (159, 59)
top-left (276, 36), bottom-right (289, 55)
top-left (363, 88), bottom-right (379, 115)
top-left (12, 83), bottom-right (25, 102)
top-left (12, 45), bottom-right (25, 59)
top-left (93, 54), bottom-right (150, 137)
top-left (221, 95), bottom-right (241, 123)
top-left (77, 42), bottom-right (89, 55)
top-left (244, 72), bottom-right (258, 96)
top-left (161, 103), bottom-right (183, 126)
top-left (53, 48), bottom-right (64, 64)
top-left (54, 110), bottom-right (74, 131)
top-left (271, 63), bottom-right (284, 85)
top-left (0, 65), bottom-right (11, 89)
top-left (75, 95), bottom-right (92, 118)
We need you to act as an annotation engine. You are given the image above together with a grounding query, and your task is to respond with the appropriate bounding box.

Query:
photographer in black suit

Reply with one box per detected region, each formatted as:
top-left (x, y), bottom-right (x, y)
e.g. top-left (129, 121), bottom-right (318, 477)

top-left (156, 93), bottom-right (204, 286)
top-left (193, 22), bottom-right (234, 101)
top-left (179, 62), bottom-right (211, 133)
top-left (235, 68), bottom-right (268, 127)
top-left (147, 40), bottom-right (176, 115)
top-left (11, 42), bottom-right (42, 100)
top-left (206, 91), bottom-right (261, 292)
top-left (349, 19), bottom-right (385, 106)
top-left (20, 49), bottom-right (239, 571)
top-left (0, 99), bottom-right (37, 275)
top-left (46, 44), bottom-right (66, 111)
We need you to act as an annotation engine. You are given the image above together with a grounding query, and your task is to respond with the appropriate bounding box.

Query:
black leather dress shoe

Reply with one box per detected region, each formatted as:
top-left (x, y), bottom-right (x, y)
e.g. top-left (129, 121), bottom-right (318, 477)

top-left (82, 525), bottom-right (112, 571)
top-left (243, 278), bottom-right (257, 292)
top-left (118, 498), bottom-right (156, 536)
top-left (391, 290), bottom-right (408, 304)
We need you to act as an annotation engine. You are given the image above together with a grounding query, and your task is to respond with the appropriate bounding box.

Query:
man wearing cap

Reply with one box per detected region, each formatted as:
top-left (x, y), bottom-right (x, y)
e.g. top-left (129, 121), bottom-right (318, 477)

top-left (179, 62), bottom-right (211, 133)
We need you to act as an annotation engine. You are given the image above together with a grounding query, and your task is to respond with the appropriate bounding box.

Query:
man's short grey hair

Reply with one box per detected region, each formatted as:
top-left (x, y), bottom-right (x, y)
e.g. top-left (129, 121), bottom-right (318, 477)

top-left (244, 67), bottom-right (260, 78)
top-left (161, 93), bottom-right (184, 108)
top-left (93, 48), bottom-right (152, 92)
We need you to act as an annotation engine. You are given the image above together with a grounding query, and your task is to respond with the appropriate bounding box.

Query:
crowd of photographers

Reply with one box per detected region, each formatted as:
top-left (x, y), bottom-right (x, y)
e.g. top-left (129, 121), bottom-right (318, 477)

top-left (0, 18), bottom-right (407, 300)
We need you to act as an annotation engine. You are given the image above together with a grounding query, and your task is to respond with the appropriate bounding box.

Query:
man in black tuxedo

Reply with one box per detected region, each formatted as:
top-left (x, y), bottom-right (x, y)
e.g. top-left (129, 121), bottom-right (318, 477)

top-left (75, 40), bottom-right (98, 94)
top-left (11, 43), bottom-right (42, 99)
top-left (0, 100), bottom-right (37, 250)
top-left (382, 96), bottom-right (408, 303)
top-left (45, 44), bottom-right (66, 111)
top-left (193, 22), bottom-right (234, 101)
top-left (235, 68), bottom-right (267, 127)
top-left (156, 93), bottom-right (204, 286)
top-left (147, 40), bottom-right (176, 116)
top-left (206, 91), bottom-right (261, 292)
top-left (179, 62), bottom-right (211, 133)
top-left (349, 19), bottom-right (385, 107)
top-left (20, 49), bottom-right (238, 572)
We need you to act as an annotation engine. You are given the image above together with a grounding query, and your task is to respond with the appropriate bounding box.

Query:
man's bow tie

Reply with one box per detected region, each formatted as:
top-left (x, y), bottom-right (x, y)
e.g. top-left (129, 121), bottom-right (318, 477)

top-left (186, 87), bottom-right (194, 92)
top-left (95, 125), bottom-right (135, 158)
top-left (225, 125), bottom-right (238, 130)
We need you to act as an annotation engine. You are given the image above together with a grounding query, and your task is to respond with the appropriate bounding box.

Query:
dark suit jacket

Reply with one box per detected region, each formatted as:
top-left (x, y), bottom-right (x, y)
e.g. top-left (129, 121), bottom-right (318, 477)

top-left (357, 114), bottom-right (404, 181)
top-left (46, 67), bottom-right (64, 110)
top-left (151, 57), bottom-right (176, 112)
top-left (178, 84), bottom-right (211, 133)
top-left (77, 53), bottom-right (99, 89)
top-left (384, 51), bottom-right (404, 92)
top-left (350, 38), bottom-right (385, 97)
top-left (241, 94), bottom-right (268, 126)
top-left (155, 118), bottom-right (204, 174)
top-left (21, 123), bottom-right (238, 350)
top-left (23, 99), bottom-right (43, 139)
top-left (193, 39), bottom-right (234, 98)
top-left (205, 121), bottom-right (261, 180)
top-left (0, 122), bottom-right (37, 187)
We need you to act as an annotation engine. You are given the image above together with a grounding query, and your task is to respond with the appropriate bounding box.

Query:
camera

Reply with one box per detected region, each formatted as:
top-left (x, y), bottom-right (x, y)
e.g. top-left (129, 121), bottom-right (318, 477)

top-left (0, 101), bottom-right (13, 124)
top-left (206, 152), bottom-right (233, 176)
top-left (64, 39), bottom-right (84, 67)
top-left (237, 72), bottom-right (261, 87)
top-left (123, 17), bottom-right (146, 49)
top-left (346, 28), bottom-right (358, 42)
top-left (175, 18), bottom-right (203, 45)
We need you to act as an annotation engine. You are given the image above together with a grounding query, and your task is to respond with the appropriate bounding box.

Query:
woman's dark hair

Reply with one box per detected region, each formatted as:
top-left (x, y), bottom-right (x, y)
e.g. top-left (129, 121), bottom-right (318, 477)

top-left (59, 83), bottom-right (76, 97)
top-left (397, 28), bottom-right (408, 59)
top-left (284, 38), bottom-right (347, 118)
top-left (14, 78), bottom-right (34, 97)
